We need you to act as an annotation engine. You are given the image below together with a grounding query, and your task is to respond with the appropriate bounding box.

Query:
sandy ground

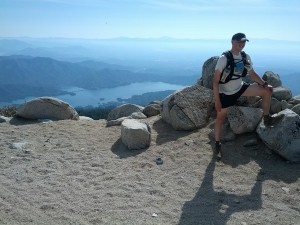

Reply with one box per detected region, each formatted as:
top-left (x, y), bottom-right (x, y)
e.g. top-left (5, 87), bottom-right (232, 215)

top-left (0, 115), bottom-right (299, 225)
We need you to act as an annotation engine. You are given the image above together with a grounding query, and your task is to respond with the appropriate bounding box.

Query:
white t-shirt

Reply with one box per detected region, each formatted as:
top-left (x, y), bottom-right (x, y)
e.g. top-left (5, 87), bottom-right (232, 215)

top-left (215, 52), bottom-right (253, 95)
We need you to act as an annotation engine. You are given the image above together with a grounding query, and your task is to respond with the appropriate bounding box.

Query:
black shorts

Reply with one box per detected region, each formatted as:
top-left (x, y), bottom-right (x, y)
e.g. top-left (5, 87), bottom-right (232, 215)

top-left (219, 83), bottom-right (250, 108)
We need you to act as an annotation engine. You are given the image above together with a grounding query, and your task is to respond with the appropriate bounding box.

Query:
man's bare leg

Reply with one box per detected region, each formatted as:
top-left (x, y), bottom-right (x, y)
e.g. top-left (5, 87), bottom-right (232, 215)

top-left (242, 83), bottom-right (283, 126)
top-left (214, 108), bottom-right (228, 157)
top-left (242, 83), bottom-right (271, 115)
top-left (215, 108), bottom-right (228, 142)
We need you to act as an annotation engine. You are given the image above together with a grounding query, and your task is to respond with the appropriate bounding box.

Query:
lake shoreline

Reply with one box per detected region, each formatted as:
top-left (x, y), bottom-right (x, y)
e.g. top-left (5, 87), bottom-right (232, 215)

top-left (0, 82), bottom-right (185, 108)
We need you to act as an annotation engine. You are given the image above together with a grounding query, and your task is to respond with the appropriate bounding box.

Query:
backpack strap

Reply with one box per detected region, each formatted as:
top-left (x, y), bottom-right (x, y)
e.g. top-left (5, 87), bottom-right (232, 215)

top-left (240, 51), bottom-right (249, 77)
top-left (223, 50), bottom-right (234, 70)
top-left (219, 50), bottom-right (234, 84)
top-left (219, 50), bottom-right (248, 84)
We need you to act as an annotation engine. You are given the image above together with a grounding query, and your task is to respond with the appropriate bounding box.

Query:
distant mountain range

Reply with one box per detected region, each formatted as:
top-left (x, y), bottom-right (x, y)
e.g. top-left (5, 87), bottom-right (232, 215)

top-left (0, 55), bottom-right (198, 102)
top-left (0, 37), bottom-right (299, 106)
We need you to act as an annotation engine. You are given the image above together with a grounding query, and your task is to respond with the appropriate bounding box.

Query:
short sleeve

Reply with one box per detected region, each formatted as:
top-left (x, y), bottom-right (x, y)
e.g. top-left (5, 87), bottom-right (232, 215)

top-left (215, 55), bottom-right (227, 72)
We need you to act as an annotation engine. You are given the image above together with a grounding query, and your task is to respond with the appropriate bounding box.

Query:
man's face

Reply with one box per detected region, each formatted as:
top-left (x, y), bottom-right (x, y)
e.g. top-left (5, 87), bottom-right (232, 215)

top-left (232, 40), bottom-right (246, 51)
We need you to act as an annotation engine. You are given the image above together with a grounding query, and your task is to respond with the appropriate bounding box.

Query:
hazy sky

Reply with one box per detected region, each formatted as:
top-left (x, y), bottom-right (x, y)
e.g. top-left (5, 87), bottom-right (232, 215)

top-left (1, 0), bottom-right (300, 41)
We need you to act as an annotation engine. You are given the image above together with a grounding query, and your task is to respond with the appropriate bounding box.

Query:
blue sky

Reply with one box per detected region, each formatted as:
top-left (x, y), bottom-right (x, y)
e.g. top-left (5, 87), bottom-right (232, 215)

top-left (1, 0), bottom-right (300, 41)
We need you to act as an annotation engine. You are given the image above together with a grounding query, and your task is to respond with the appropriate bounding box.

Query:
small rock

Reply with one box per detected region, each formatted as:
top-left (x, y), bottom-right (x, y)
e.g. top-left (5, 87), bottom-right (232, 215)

top-left (0, 116), bottom-right (11, 122)
top-left (243, 139), bottom-right (259, 147)
top-left (155, 157), bottom-right (163, 165)
top-left (38, 119), bottom-right (53, 123)
top-left (24, 149), bottom-right (32, 154)
top-left (233, 199), bottom-right (240, 204)
top-left (185, 140), bottom-right (194, 146)
top-left (281, 187), bottom-right (290, 194)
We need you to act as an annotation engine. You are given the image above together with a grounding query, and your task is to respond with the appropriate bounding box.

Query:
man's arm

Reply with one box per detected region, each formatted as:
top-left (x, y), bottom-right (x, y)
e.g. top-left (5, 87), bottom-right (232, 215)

top-left (248, 69), bottom-right (273, 92)
top-left (248, 69), bottom-right (266, 86)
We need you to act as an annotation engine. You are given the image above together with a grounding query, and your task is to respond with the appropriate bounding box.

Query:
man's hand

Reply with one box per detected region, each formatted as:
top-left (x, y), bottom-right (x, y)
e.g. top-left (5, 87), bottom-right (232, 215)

top-left (265, 84), bottom-right (273, 93)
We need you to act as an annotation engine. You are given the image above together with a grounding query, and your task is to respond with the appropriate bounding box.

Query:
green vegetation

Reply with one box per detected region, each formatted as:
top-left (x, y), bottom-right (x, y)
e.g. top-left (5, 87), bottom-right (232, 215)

top-left (75, 90), bottom-right (172, 120)
top-left (0, 106), bottom-right (17, 117)
top-left (117, 90), bottom-right (173, 105)
top-left (75, 105), bottom-right (115, 120)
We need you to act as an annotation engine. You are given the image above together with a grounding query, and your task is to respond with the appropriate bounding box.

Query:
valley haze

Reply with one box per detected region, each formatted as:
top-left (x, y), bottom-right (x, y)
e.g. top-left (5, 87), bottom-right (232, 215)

top-left (0, 37), bottom-right (299, 108)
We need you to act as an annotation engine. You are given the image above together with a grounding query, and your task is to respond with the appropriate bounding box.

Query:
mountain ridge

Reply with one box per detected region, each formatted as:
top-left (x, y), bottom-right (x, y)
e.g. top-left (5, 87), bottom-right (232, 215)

top-left (0, 55), bottom-right (198, 103)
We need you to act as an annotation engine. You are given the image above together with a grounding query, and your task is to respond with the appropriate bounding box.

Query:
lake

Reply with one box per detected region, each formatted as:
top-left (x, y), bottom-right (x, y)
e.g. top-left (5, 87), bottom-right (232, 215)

top-left (0, 82), bottom-right (186, 107)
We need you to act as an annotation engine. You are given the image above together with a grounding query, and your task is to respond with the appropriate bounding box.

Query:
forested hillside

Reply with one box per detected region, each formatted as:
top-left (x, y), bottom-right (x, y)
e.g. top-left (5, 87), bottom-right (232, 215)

top-left (0, 55), bottom-right (198, 102)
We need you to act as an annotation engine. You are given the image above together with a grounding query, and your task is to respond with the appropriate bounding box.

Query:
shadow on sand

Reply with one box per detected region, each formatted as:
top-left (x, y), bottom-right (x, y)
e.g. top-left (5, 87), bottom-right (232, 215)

top-left (178, 133), bottom-right (300, 225)
top-left (152, 117), bottom-right (197, 145)
top-left (178, 157), bottom-right (263, 225)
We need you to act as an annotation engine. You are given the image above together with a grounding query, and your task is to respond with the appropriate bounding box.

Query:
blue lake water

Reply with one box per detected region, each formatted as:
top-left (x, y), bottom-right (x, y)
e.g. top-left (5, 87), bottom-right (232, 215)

top-left (0, 82), bottom-right (185, 107)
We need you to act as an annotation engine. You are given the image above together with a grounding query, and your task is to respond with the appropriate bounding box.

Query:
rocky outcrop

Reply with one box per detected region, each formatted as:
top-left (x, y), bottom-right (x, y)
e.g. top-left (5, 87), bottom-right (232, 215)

top-left (196, 56), bottom-right (300, 161)
top-left (161, 84), bottom-right (214, 130)
top-left (102, 55), bottom-right (299, 161)
top-left (16, 97), bottom-right (79, 120)
top-left (121, 119), bottom-right (151, 150)
top-left (96, 56), bottom-right (299, 162)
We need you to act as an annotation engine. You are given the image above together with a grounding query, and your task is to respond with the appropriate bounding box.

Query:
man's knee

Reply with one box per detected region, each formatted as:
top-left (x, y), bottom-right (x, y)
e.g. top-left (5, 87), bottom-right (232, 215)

top-left (261, 87), bottom-right (272, 98)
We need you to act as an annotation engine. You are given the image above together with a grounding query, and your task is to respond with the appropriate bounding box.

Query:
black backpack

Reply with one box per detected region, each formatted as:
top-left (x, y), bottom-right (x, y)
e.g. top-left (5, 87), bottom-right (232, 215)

top-left (219, 50), bottom-right (249, 84)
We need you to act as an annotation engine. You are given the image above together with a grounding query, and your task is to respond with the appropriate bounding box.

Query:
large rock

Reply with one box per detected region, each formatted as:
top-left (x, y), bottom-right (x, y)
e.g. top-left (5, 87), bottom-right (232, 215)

top-left (143, 103), bottom-right (162, 117)
top-left (107, 104), bottom-right (144, 121)
top-left (289, 95), bottom-right (300, 105)
top-left (272, 86), bottom-right (292, 101)
top-left (291, 104), bottom-right (300, 116)
top-left (228, 107), bottom-right (263, 134)
top-left (262, 71), bottom-right (282, 88)
top-left (256, 109), bottom-right (300, 162)
top-left (106, 112), bottom-right (147, 127)
top-left (130, 112), bottom-right (147, 119)
top-left (16, 97), bottom-right (79, 120)
top-left (121, 119), bottom-right (151, 150)
top-left (107, 117), bottom-right (128, 127)
top-left (270, 97), bottom-right (282, 114)
top-left (199, 56), bottom-right (219, 89)
top-left (209, 120), bottom-right (236, 142)
top-left (162, 84), bottom-right (214, 130)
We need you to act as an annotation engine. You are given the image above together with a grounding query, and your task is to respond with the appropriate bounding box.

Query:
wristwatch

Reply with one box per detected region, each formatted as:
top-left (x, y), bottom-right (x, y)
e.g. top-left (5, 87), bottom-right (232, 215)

top-left (262, 81), bottom-right (268, 88)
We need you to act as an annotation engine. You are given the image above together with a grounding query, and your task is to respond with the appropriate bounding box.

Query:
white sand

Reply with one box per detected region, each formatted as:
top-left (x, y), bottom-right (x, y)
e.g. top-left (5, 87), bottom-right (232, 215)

top-left (0, 115), bottom-right (299, 225)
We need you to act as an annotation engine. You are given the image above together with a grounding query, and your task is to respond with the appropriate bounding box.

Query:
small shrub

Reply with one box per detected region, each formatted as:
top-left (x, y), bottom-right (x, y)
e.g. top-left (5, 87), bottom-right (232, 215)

top-left (75, 106), bottom-right (115, 120)
top-left (0, 106), bottom-right (17, 117)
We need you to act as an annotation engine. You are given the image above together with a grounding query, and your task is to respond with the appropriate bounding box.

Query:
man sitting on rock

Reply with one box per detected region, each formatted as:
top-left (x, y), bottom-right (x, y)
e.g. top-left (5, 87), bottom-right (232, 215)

top-left (213, 33), bottom-right (283, 158)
